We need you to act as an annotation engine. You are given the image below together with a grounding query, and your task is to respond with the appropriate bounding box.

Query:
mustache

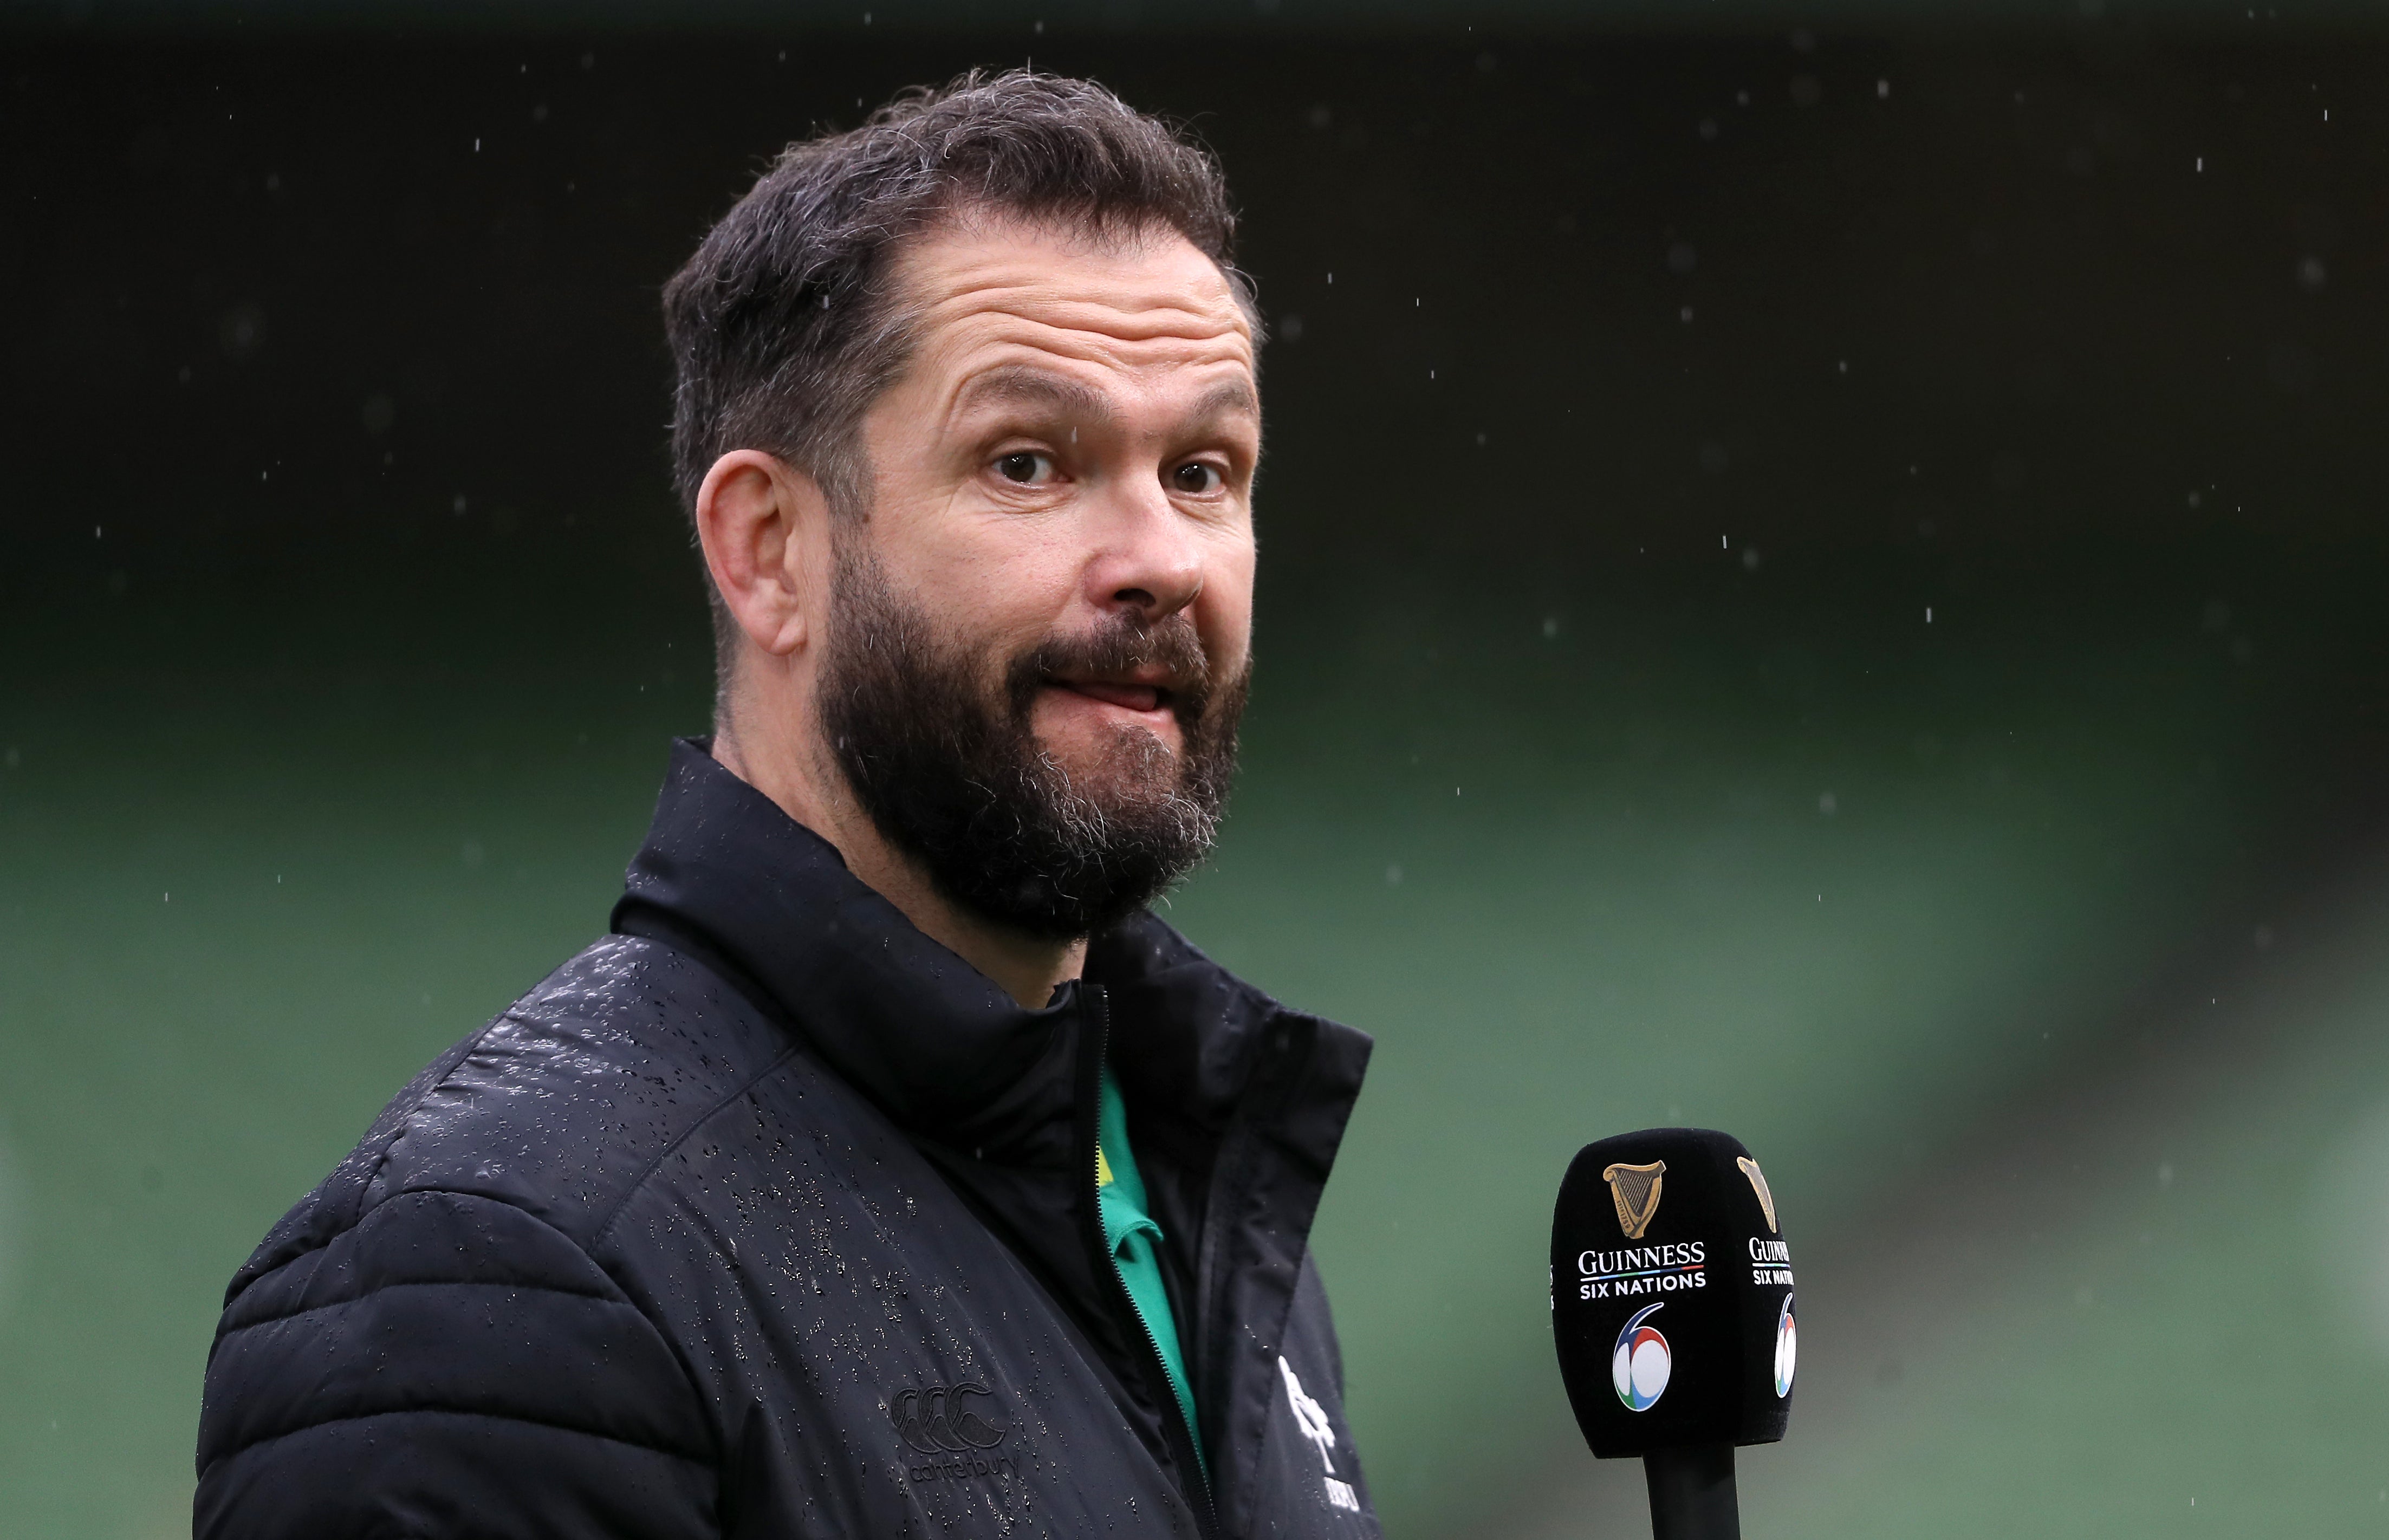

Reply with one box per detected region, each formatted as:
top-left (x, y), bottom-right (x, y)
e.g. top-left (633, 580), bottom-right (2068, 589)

top-left (1003, 613), bottom-right (1214, 726)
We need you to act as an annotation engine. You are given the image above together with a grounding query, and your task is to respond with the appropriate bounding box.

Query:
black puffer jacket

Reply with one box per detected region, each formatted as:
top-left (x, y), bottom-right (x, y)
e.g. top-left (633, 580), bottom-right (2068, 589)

top-left (195, 740), bottom-right (1380, 1539)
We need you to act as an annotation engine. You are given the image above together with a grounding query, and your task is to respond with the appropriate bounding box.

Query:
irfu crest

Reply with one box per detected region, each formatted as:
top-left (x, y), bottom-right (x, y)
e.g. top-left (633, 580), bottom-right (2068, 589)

top-left (1601, 1160), bottom-right (1666, 1240)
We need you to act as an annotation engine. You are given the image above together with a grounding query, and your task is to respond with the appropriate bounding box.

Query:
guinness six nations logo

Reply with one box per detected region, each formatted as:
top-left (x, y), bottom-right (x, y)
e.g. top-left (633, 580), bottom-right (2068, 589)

top-left (1611, 1302), bottom-right (1671, 1412)
top-left (1774, 1293), bottom-right (1797, 1398)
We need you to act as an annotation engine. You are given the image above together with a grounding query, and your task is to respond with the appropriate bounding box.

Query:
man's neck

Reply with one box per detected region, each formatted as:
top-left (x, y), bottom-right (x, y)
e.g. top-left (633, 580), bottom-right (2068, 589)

top-left (709, 724), bottom-right (1087, 1010)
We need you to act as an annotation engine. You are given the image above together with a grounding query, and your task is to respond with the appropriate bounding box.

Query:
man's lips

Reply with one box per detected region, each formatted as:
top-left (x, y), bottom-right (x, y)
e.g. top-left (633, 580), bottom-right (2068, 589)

top-left (1050, 678), bottom-right (1171, 714)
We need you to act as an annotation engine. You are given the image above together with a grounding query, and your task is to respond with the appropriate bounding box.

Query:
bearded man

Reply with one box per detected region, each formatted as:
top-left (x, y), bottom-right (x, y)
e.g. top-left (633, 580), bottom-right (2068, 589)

top-left (194, 72), bottom-right (1378, 1540)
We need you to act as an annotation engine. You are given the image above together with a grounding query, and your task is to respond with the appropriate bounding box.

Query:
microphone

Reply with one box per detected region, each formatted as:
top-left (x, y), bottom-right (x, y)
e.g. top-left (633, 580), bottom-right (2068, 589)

top-left (1550, 1128), bottom-right (1796, 1540)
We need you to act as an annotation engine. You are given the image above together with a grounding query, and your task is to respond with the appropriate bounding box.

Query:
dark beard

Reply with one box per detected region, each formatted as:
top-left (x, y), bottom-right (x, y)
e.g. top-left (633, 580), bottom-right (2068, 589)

top-left (816, 543), bottom-right (1248, 943)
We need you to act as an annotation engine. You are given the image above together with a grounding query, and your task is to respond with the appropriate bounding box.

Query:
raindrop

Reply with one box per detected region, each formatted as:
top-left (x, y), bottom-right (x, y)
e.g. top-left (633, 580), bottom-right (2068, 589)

top-left (1818, 791), bottom-right (1837, 815)
top-left (219, 303), bottom-right (264, 359)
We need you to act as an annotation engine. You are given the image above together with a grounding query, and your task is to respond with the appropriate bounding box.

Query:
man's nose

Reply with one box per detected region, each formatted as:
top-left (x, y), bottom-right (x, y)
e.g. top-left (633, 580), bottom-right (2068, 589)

top-left (1086, 473), bottom-right (1204, 623)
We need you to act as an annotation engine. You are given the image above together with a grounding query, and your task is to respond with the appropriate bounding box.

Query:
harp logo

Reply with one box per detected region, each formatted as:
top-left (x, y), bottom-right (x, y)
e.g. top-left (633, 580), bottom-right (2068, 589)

top-left (1612, 1302), bottom-right (1672, 1411)
top-left (1773, 1293), bottom-right (1797, 1398)
top-left (1737, 1155), bottom-right (1779, 1233)
top-left (1602, 1160), bottom-right (1666, 1240)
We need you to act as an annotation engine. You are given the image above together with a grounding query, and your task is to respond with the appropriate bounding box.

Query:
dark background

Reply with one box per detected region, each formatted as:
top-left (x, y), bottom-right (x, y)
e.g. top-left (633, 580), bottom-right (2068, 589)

top-left (5, 12), bottom-right (2389, 1537)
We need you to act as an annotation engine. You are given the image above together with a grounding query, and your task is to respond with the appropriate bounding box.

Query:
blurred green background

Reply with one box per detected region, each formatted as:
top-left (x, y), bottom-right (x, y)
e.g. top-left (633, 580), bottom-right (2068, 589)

top-left (4, 8), bottom-right (2388, 1537)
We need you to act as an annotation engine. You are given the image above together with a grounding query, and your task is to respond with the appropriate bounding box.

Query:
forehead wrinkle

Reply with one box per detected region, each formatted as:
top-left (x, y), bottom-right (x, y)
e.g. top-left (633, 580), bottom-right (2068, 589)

top-left (914, 253), bottom-right (1251, 342)
top-left (933, 294), bottom-right (1250, 353)
top-left (892, 213), bottom-right (1256, 363)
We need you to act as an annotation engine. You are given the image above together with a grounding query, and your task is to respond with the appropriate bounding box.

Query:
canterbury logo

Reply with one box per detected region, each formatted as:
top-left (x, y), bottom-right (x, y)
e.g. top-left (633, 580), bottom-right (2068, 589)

top-left (1602, 1161), bottom-right (1666, 1240)
top-left (890, 1382), bottom-right (1009, 1454)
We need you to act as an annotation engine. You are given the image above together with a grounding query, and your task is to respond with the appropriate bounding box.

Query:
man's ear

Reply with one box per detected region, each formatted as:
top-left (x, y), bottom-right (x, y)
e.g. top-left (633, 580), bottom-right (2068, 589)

top-left (694, 450), bottom-right (832, 658)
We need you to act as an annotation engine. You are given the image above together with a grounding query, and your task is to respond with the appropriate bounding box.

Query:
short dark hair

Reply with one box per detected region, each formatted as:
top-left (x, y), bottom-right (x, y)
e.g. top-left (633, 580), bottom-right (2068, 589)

top-left (662, 70), bottom-right (1255, 685)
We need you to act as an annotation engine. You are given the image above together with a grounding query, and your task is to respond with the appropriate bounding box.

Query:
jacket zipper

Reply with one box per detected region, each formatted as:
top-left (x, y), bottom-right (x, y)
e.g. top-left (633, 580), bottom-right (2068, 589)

top-left (1078, 986), bottom-right (1221, 1540)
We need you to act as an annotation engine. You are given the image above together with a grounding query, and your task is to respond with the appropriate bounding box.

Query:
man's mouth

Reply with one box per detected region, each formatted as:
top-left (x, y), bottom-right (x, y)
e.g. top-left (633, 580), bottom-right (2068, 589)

top-left (1050, 677), bottom-right (1172, 715)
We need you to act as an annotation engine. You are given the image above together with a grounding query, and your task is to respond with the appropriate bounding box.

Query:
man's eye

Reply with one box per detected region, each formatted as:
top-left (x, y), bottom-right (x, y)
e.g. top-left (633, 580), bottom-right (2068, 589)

top-left (995, 451), bottom-right (1055, 485)
top-left (1170, 462), bottom-right (1223, 495)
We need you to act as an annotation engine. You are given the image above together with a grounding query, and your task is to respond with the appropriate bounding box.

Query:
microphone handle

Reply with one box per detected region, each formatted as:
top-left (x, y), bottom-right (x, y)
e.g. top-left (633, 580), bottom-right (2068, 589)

top-left (1642, 1444), bottom-right (1740, 1540)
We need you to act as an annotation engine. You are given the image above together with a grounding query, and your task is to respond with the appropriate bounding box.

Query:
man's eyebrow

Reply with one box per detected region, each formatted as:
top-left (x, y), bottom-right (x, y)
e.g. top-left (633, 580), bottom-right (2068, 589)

top-left (948, 368), bottom-right (1260, 434)
top-left (950, 366), bottom-right (1115, 425)
top-left (1187, 378), bottom-right (1261, 423)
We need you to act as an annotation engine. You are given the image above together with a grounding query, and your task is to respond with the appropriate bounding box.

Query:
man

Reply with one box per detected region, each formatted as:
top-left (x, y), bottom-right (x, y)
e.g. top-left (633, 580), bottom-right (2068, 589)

top-left (195, 72), bottom-right (1378, 1539)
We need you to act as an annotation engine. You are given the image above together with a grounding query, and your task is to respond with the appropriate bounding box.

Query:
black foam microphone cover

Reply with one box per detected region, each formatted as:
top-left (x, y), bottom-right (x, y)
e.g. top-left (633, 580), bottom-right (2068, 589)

top-left (1550, 1127), bottom-right (1796, 1461)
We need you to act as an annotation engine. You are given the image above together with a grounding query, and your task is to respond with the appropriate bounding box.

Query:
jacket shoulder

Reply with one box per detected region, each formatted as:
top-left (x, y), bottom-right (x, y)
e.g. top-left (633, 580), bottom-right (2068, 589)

top-left (225, 934), bottom-right (794, 1304)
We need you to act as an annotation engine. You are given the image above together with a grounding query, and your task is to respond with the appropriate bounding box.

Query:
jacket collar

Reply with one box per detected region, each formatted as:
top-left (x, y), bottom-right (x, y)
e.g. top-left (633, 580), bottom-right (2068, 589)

top-left (607, 739), bottom-right (1368, 1182)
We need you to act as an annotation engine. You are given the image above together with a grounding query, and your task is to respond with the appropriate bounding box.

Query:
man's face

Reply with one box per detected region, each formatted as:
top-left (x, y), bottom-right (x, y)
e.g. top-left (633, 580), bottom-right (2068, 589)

top-left (817, 214), bottom-right (1262, 939)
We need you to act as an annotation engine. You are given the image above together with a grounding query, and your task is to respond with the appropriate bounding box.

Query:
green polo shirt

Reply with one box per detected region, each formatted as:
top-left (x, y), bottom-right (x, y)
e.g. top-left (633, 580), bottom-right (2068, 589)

top-left (1095, 1067), bottom-right (1206, 1477)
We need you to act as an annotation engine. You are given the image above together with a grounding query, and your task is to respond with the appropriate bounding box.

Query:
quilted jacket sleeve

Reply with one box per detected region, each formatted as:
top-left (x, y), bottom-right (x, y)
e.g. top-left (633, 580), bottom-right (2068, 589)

top-left (195, 1188), bottom-right (718, 1540)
